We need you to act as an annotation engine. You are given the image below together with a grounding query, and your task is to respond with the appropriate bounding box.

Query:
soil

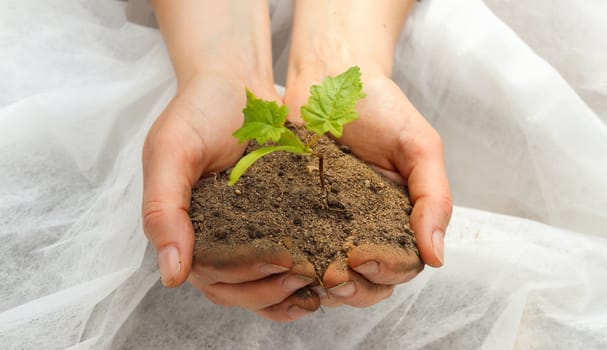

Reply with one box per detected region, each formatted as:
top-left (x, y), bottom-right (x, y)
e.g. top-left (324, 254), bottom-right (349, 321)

top-left (189, 125), bottom-right (419, 278)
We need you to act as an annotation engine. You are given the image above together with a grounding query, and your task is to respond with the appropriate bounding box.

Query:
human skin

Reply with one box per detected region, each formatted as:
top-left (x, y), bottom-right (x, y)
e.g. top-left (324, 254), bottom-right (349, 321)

top-left (143, 0), bottom-right (322, 322)
top-left (142, 0), bottom-right (452, 321)
top-left (284, 0), bottom-right (452, 307)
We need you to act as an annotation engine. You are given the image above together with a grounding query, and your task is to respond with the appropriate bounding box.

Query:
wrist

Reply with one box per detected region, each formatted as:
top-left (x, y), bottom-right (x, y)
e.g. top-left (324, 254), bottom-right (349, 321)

top-left (173, 35), bottom-right (274, 93)
top-left (287, 0), bottom-right (415, 83)
top-left (286, 39), bottom-right (390, 94)
top-left (286, 45), bottom-right (388, 86)
top-left (177, 57), bottom-right (274, 96)
top-left (152, 0), bottom-right (274, 92)
top-left (287, 21), bottom-right (392, 81)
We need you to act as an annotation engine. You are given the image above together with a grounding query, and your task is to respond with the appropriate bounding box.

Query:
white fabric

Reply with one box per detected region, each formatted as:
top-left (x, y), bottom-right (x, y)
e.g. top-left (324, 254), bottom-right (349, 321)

top-left (1, 0), bottom-right (606, 349)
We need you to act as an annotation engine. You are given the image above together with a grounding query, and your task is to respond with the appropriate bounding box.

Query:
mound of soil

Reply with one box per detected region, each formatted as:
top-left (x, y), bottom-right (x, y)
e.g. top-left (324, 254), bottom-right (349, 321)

top-left (189, 126), bottom-right (419, 277)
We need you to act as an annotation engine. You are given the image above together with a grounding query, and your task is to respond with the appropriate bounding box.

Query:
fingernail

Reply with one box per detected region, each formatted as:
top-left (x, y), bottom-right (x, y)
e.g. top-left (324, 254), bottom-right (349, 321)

top-left (283, 275), bottom-right (314, 292)
top-left (287, 305), bottom-right (314, 320)
top-left (328, 281), bottom-right (356, 298)
top-left (310, 285), bottom-right (328, 298)
top-left (352, 261), bottom-right (379, 275)
top-left (158, 246), bottom-right (181, 287)
top-left (260, 263), bottom-right (290, 275)
top-left (432, 230), bottom-right (445, 265)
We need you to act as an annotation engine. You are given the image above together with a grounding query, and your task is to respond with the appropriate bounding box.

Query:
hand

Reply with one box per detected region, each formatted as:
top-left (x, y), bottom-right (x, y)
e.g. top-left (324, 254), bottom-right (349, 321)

top-left (284, 71), bottom-right (452, 308)
top-left (283, 0), bottom-right (451, 308)
top-left (144, 1), bottom-right (321, 322)
top-left (142, 75), bottom-right (320, 321)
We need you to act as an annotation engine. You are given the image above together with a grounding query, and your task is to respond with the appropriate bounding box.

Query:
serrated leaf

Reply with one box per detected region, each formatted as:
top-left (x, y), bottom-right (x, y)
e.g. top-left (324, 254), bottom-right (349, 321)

top-left (301, 66), bottom-right (366, 138)
top-left (228, 145), bottom-right (311, 186)
top-left (233, 89), bottom-right (290, 145)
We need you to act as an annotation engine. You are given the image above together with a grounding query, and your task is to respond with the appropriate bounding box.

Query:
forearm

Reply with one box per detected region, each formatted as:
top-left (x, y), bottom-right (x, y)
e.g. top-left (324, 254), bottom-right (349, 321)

top-left (288, 0), bottom-right (416, 80)
top-left (151, 0), bottom-right (274, 90)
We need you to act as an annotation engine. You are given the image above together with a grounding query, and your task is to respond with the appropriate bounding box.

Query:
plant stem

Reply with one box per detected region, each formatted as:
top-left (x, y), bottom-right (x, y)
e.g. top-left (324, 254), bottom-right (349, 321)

top-left (318, 152), bottom-right (325, 193)
top-left (309, 148), bottom-right (327, 194)
top-left (306, 134), bottom-right (322, 149)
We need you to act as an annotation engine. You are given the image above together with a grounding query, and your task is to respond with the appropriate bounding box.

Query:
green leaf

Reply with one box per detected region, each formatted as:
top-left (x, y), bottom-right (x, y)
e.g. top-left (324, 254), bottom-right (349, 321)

top-left (233, 89), bottom-right (290, 145)
top-left (228, 145), bottom-right (311, 186)
top-left (300, 66), bottom-right (366, 138)
top-left (276, 128), bottom-right (307, 149)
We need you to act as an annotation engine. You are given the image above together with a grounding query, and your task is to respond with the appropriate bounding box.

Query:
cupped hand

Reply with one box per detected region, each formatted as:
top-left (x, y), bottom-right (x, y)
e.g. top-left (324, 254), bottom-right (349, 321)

top-left (142, 75), bottom-right (319, 321)
top-left (284, 72), bottom-right (453, 308)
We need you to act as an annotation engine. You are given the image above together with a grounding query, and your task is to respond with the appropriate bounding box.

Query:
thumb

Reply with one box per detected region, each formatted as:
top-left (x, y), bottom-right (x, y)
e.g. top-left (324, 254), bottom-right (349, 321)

top-left (395, 128), bottom-right (452, 268)
top-left (141, 117), bottom-right (205, 287)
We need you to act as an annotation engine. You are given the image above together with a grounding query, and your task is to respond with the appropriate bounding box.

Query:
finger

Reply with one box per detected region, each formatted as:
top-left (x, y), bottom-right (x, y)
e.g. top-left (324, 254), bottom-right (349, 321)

top-left (256, 290), bottom-right (321, 322)
top-left (192, 243), bottom-right (293, 284)
top-left (349, 243), bottom-right (423, 285)
top-left (394, 121), bottom-right (453, 267)
top-left (371, 165), bottom-right (405, 185)
top-left (189, 273), bottom-right (314, 310)
top-left (321, 263), bottom-right (395, 308)
top-left (142, 106), bottom-right (206, 287)
top-left (189, 260), bottom-right (316, 310)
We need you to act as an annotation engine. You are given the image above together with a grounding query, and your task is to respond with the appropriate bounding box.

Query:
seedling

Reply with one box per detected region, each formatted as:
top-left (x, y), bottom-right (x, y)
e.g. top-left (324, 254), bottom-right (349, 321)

top-left (229, 66), bottom-right (365, 191)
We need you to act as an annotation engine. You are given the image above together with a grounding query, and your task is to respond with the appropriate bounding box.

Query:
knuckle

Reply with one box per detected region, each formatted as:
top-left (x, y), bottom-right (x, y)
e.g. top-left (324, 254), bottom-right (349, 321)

top-left (256, 309), bottom-right (291, 323)
top-left (381, 285), bottom-right (395, 301)
top-left (158, 132), bottom-right (185, 157)
top-left (413, 193), bottom-right (453, 222)
top-left (400, 128), bottom-right (443, 160)
top-left (203, 290), bottom-right (233, 307)
top-left (190, 265), bottom-right (216, 285)
top-left (143, 120), bottom-right (205, 168)
top-left (439, 195), bottom-right (454, 216)
top-left (142, 126), bottom-right (174, 164)
top-left (348, 284), bottom-right (394, 308)
top-left (153, 133), bottom-right (188, 165)
top-left (399, 267), bottom-right (422, 284)
top-left (142, 124), bottom-right (159, 161)
top-left (142, 136), bottom-right (152, 162)
top-left (371, 274), bottom-right (399, 286)
top-left (141, 200), bottom-right (168, 239)
top-left (429, 194), bottom-right (454, 224)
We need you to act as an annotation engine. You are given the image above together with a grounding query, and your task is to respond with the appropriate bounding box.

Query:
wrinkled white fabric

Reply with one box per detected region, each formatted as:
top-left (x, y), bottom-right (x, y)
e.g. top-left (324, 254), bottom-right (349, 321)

top-left (1, 0), bottom-right (606, 349)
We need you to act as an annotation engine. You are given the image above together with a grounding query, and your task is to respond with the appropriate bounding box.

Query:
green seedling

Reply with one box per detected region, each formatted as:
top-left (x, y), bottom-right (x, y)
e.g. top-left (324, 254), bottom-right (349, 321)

top-left (229, 66), bottom-right (366, 191)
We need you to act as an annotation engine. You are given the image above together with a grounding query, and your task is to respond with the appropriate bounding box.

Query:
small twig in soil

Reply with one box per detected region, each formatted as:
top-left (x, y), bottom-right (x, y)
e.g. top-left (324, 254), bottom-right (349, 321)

top-left (318, 153), bottom-right (325, 193)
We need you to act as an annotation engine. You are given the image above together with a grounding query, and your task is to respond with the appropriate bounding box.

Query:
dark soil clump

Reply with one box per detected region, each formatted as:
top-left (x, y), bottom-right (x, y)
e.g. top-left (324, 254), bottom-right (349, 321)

top-left (190, 126), bottom-right (418, 277)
